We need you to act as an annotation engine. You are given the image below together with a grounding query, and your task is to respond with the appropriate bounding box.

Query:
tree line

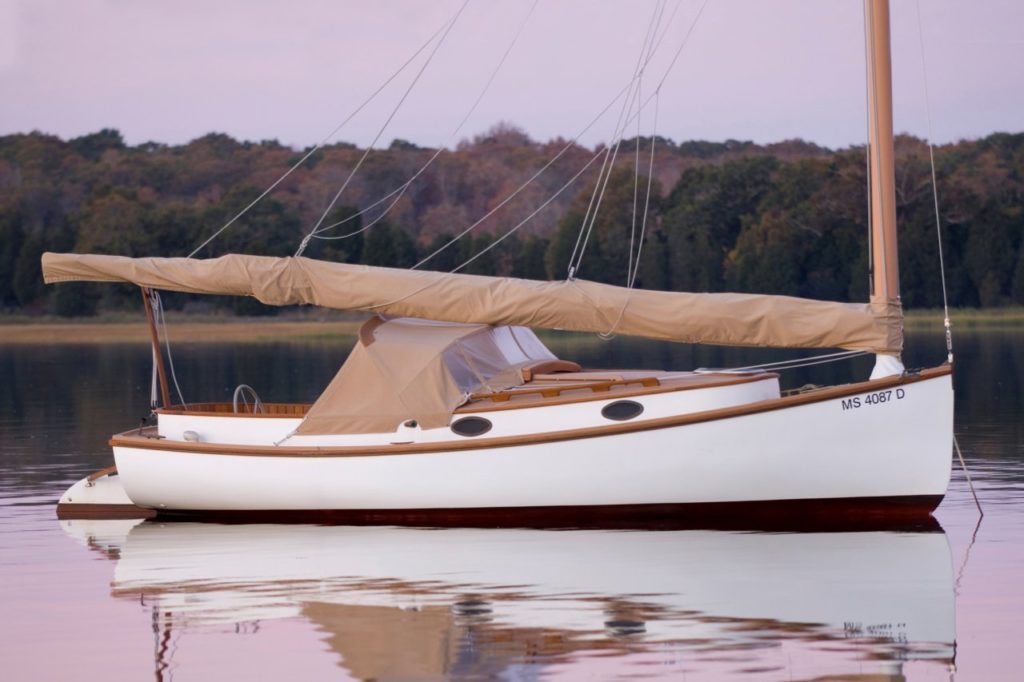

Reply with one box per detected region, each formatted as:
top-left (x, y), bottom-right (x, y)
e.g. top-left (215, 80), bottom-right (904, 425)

top-left (1, 125), bottom-right (1021, 316)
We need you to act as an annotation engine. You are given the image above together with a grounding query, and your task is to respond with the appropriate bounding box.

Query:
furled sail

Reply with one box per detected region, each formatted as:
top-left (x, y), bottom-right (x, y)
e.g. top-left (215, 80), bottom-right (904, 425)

top-left (42, 252), bottom-right (902, 353)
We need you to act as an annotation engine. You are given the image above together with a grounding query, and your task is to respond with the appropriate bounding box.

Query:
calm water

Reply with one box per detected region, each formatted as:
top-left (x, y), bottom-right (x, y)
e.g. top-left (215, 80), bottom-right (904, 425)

top-left (0, 329), bottom-right (1021, 681)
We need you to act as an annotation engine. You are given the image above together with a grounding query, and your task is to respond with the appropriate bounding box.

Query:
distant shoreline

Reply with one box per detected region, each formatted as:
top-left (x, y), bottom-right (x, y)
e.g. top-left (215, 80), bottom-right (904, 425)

top-left (902, 307), bottom-right (1024, 328)
top-left (1, 308), bottom-right (1021, 345)
top-left (0, 318), bottom-right (365, 344)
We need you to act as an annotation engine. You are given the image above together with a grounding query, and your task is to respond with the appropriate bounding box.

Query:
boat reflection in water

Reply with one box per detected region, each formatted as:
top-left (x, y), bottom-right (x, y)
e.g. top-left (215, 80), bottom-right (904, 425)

top-left (62, 520), bottom-right (956, 680)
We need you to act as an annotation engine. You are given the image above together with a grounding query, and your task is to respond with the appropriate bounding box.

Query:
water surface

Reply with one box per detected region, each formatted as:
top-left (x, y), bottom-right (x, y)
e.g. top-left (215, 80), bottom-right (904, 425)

top-left (0, 329), bottom-right (1020, 680)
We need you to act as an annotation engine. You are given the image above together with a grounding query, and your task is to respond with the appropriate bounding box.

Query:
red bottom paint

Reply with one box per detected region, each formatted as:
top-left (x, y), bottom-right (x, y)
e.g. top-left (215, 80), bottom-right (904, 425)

top-left (59, 495), bottom-right (945, 532)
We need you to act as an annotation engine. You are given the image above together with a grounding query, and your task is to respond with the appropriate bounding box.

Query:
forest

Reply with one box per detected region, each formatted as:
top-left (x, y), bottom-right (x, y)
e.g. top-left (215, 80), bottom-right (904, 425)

top-left (1, 125), bottom-right (1022, 316)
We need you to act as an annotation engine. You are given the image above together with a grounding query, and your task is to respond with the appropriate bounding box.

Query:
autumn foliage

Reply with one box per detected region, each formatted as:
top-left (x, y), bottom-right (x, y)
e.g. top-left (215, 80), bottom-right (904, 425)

top-left (1, 125), bottom-right (1022, 316)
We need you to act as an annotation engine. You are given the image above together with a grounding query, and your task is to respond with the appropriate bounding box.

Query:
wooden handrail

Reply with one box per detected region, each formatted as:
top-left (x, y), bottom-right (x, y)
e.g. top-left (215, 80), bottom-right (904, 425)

top-left (473, 376), bottom-right (660, 403)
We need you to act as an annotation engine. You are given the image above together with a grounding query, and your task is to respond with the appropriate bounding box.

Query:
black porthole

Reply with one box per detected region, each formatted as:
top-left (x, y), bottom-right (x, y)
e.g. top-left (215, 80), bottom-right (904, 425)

top-left (601, 400), bottom-right (644, 421)
top-left (451, 416), bottom-right (493, 437)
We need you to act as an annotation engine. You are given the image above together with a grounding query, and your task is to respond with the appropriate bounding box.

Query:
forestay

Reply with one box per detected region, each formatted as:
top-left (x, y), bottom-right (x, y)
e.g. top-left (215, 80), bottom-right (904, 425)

top-left (42, 252), bottom-right (903, 354)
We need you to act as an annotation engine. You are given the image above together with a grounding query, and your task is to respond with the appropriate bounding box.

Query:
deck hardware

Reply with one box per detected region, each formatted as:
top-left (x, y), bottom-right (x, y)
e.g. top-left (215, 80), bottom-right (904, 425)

top-left (601, 400), bottom-right (644, 421)
top-left (451, 416), bottom-right (493, 437)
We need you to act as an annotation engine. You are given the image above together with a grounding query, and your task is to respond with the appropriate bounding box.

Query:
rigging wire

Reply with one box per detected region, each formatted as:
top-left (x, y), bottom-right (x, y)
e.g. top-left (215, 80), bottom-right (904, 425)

top-left (186, 13), bottom-right (457, 259)
top-left (443, 147), bottom-right (607, 274)
top-left (914, 0), bottom-right (954, 364)
top-left (915, 0), bottom-right (979, 516)
top-left (598, 90), bottom-right (661, 340)
top-left (415, 0), bottom-right (691, 272)
top-left (632, 92), bottom-right (659, 289)
top-left (628, 83), bottom-right (643, 287)
top-left (627, 3), bottom-right (669, 285)
top-left (567, 0), bottom-right (708, 280)
top-left (410, 85), bottom-right (630, 270)
top-left (308, 0), bottom-right (540, 244)
top-left (719, 349), bottom-right (869, 373)
top-left (862, 12), bottom-right (874, 299)
top-left (954, 436), bottom-right (984, 517)
top-left (365, 0), bottom-right (706, 309)
top-left (567, 1), bottom-right (666, 280)
top-left (153, 291), bottom-right (188, 408)
top-left (295, 0), bottom-right (471, 257)
top-left (360, 145), bottom-right (608, 310)
top-left (405, 145), bottom-right (607, 284)
top-left (618, 3), bottom-right (668, 301)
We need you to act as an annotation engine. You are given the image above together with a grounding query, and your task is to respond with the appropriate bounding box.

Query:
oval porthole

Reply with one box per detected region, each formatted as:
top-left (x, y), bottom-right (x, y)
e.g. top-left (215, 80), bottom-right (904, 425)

top-left (601, 400), bottom-right (644, 421)
top-left (451, 416), bottom-right (493, 437)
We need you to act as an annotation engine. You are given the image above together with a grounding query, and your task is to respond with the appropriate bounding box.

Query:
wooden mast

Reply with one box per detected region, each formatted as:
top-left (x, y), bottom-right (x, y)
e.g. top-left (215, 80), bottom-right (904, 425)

top-left (865, 0), bottom-right (900, 305)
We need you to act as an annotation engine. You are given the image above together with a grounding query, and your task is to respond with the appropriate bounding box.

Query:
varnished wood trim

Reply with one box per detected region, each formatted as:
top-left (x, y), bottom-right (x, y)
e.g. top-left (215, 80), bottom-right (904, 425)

top-left (56, 502), bottom-right (157, 520)
top-left (471, 375), bottom-right (660, 403)
top-left (86, 465), bottom-right (118, 482)
top-left (157, 402), bottom-right (310, 418)
top-left (462, 371), bottom-right (777, 413)
top-left (111, 364), bottom-right (952, 459)
top-left (147, 495), bottom-right (945, 531)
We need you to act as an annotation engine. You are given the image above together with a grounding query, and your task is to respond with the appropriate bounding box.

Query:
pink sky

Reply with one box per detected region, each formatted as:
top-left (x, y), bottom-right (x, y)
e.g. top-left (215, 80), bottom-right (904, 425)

top-left (2, 0), bottom-right (1022, 150)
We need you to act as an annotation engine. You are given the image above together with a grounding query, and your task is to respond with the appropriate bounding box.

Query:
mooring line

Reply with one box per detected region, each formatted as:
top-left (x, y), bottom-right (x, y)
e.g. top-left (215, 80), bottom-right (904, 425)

top-left (954, 435), bottom-right (983, 517)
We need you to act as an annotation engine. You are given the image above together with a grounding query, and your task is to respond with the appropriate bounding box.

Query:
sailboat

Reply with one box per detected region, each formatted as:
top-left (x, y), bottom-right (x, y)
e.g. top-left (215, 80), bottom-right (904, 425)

top-left (49, 0), bottom-right (953, 525)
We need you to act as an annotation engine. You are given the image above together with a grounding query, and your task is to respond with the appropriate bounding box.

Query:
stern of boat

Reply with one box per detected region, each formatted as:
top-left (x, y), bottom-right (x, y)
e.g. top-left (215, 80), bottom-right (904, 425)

top-left (57, 468), bottom-right (156, 520)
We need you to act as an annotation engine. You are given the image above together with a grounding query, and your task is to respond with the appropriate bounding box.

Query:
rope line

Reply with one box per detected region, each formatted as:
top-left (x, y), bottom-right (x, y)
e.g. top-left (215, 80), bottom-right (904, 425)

top-left (410, 85), bottom-right (632, 270)
top-left (599, 89), bottom-right (661, 340)
top-left (153, 292), bottom-right (188, 408)
top-left (862, 9), bottom-right (874, 296)
top-left (416, 0), bottom-right (695, 272)
top-left (383, 146), bottom-right (606, 308)
top-left (377, 0), bottom-right (705, 303)
top-left (308, 0), bottom-right (539, 243)
top-left (446, 150), bottom-right (606, 275)
top-left (568, 1), bottom-right (665, 280)
top-left (296, 0), bottom-right (470, 257)
top-left (567, 0), bottom-right (707, 280)
top-left (954, 436), bottom-right (984, 516)
top-left (914, 0), bottom-right (954, 363)
top-left (632, 91), bottom-right (659, 290)
top-left (186, 13), bottom-right (454, 258)
top-left (717, 349), bottom-right (869, 373)
top-left (627, 1), bottom-right (666, 286)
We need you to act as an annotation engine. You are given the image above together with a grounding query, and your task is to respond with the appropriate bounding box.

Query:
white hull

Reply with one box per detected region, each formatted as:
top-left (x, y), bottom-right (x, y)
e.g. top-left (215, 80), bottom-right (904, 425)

top-left (98, 368), bottom-right (953, 521)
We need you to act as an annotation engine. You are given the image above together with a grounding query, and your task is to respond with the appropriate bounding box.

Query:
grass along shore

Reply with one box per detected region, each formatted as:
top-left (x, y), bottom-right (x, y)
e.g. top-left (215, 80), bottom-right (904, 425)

top-left (0, 311), bottom-right (366, 344)
top-left (1, 307), bottom-right (1022, 344)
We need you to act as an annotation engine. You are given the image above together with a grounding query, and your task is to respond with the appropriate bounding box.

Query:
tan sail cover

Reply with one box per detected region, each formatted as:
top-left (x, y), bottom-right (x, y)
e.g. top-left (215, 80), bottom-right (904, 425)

top-left (298, 318), bottom-right (554, 434)
top-left (42, 252), bottom-right (903, 354)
